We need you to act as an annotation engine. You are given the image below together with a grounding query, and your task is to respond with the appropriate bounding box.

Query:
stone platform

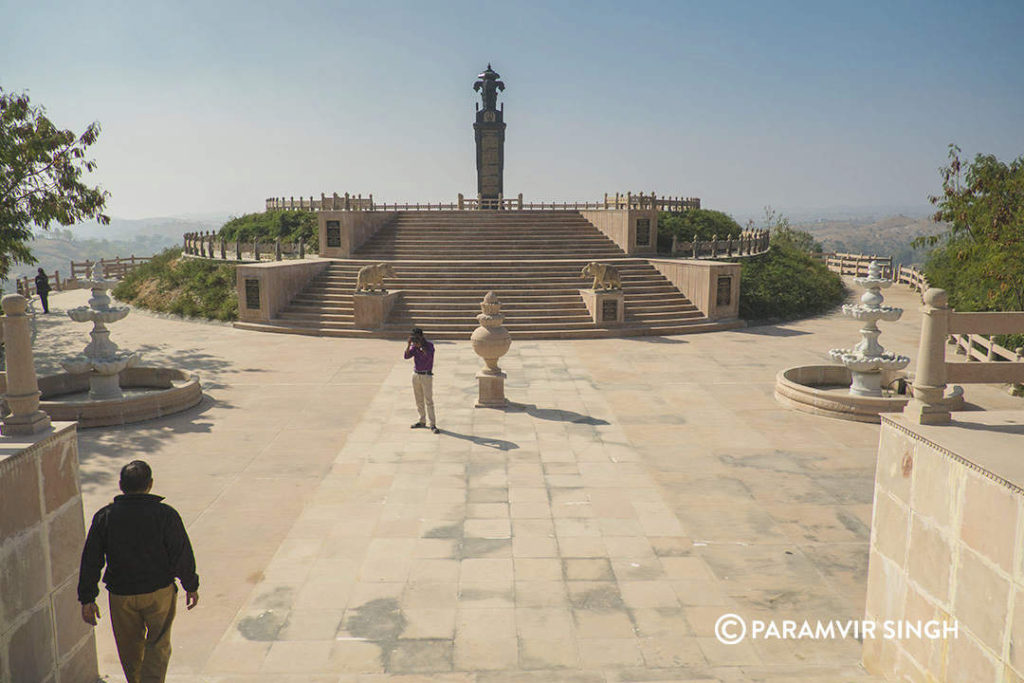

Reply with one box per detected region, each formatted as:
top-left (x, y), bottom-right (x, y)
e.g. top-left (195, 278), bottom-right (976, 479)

top-left (27, 283), bottom-right (1020, 681)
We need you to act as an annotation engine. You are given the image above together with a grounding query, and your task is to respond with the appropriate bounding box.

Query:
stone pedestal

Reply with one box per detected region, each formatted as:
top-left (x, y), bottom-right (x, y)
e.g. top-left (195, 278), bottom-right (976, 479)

top-left (353, 291), bottom-right (399, 329)
top-left (2, 294), bottom-right (51, 436)
top-left (580, 289), bottom-right (624, 325)
top-left (475, 370), bottom-right (507, 408)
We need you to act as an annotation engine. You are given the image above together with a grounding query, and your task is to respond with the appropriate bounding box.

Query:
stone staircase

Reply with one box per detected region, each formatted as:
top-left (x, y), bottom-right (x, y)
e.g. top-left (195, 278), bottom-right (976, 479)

top-left (235, 211), bottom-right (743, 339)
top-left (354, 211), bottom-right (625, 260)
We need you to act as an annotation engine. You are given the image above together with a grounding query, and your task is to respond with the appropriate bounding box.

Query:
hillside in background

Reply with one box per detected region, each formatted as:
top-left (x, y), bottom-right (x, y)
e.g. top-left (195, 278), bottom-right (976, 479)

top-left (2, 214), bottom-right (229, 289)
top-left (793, 214), bottom-right (947, 265)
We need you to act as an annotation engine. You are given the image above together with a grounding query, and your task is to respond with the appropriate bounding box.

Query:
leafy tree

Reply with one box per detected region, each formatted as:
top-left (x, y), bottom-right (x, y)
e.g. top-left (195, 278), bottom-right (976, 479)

top-left (0, 88), bottom-right (109, 278)
top-left (737, 207), bottom-right (842, 321)
top-left (218, 210), bottom-right (318, 251)
top-left (917, 145), bottom-right (1024, 312)
top-left (657, 208), bottom-right (742, 252)
top-left (754, 206), bottom-right (823, 253)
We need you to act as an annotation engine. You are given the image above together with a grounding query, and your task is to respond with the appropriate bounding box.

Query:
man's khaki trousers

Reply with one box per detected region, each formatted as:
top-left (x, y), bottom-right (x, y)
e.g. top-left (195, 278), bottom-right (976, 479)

top-left (412, 372), bottom-right (436, 426)
top-left (109, 583), bottom-right (177, 683)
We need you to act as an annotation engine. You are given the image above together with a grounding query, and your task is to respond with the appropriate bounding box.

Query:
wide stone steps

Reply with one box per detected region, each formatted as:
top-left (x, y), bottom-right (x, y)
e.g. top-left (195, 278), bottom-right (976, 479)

top-left (354, 210), bottom-right (626, 260)
top-left (234, 209), bottom-right (737, 339)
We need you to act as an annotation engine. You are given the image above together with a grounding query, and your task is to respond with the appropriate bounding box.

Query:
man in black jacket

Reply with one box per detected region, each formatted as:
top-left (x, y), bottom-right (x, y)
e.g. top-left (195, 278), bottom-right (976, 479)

top-left (34, 267), bottom-right (51, 313)
top-left (78, 460), bottom-right (199, 683)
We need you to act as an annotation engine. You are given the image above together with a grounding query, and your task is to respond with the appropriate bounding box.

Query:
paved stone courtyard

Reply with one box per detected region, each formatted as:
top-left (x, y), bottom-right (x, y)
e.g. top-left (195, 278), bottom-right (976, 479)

top-left (32, 283), bottom-right (1020, 682)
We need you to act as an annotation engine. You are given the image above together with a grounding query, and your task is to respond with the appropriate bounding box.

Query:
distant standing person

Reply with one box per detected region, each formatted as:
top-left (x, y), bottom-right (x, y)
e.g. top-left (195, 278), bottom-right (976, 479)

top-left (34, 267), bottom-right (50, 313)
top-left (78, 461), bottom-right (200, 683)
top-left (405, 327), bottom-right (440, 433)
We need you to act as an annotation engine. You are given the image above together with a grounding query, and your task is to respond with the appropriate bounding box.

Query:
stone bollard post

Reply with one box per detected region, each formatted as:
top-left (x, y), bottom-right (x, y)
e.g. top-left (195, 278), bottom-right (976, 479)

top-left (275, 238), bottom-right (282, 261)
top-left (904, 288), bottom-right (953, 425)
top-left (199, 233), bottom-right (206, 258)
top-left (1, 294), bottom-right (51, 435)
top-left (692, 234), bottom-right (699, 259)
top-left (299, 237), bottom-right (305, 259)
top-left (253, 239), bottom-right (260, 261)
top-left (220, 237), bottom-right (226, 259)
top-left (235, 239), bottom-right (242, 260)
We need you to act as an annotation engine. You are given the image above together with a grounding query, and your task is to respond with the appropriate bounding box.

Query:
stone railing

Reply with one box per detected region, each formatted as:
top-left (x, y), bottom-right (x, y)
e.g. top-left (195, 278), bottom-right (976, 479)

top-left (183, 231), bottom-right (308, 262)
top-left (668, 230), bottom-right (770, 259)
top-left (266, 191), bottom-right (700, 213)
top-left (905, 288), bottom-right (1024, 424)
top-left (14, 256), bottom-right (152, 297)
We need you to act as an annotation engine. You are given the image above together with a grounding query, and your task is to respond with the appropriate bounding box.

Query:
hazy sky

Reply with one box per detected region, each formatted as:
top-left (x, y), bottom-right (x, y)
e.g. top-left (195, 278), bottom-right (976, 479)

top-left (3, 0), bottom-right (1023, 220)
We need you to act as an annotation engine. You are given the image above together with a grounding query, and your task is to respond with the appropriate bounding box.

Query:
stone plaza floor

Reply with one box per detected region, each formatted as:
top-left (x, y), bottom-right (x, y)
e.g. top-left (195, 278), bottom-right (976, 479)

top-left (32, 282), bottom-right (1021, 682)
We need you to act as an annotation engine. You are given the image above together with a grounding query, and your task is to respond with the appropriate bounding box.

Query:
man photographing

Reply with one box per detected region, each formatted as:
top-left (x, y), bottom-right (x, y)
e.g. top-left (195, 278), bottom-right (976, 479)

top-left (405, 327), bottom-right (439, 433)
top-left (78, 460), bottom-right (199, 683)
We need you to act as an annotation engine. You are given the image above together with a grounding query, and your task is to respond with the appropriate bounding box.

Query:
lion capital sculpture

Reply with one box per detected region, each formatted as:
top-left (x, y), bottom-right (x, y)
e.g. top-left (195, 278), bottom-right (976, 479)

top-left (355, 263), bottom-right (396, 293)
top-left (580, 262), bottom-right (622, 291)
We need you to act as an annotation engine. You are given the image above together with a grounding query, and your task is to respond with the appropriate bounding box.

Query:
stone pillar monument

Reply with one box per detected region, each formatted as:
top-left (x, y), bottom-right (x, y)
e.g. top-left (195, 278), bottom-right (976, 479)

top-left (473, 64), bottom-right (506, 210)
top-left (2, 294), bottom-right (51, 435)
top-left (471, 291), bottom-right (511, 407)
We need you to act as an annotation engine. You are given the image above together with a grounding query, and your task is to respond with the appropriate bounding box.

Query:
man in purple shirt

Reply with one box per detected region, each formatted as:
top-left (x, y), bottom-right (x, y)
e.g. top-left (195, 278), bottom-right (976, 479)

top-left (404, 327), bottom-right (439, 433)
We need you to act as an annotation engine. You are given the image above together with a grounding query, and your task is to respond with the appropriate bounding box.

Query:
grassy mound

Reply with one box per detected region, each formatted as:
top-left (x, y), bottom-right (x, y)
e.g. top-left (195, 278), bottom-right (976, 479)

top-left (739, 241), bottom-right (845, 322)
top-left (112, 248), bottom-right (238, 321)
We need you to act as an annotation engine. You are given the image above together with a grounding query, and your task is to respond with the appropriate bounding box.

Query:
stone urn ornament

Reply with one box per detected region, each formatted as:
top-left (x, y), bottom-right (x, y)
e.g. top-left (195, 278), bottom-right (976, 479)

top-left (471, 291), bottom-right (511, 407)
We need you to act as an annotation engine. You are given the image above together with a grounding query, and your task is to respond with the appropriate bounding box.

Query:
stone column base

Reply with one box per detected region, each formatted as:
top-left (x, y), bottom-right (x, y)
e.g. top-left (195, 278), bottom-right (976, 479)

top-left (1, 409), bottom-right (52, 436)
top-left (354, 291), bottom-right (399, 329)
top-left (580, 289), bottom-right (624, 325)
top-left (476, 370), bottom-right (507, 408)
top-left (902, 397), bottom-right (952, 425)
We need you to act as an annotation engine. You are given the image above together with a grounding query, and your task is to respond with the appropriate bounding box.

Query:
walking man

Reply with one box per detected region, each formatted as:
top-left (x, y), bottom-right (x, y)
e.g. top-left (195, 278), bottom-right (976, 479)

top-left (405, 327), bottom-right (439, 433)
top-left (78, 461), bottom-right (200, 683)
top-left (34, 267), bottom-right (51, 313)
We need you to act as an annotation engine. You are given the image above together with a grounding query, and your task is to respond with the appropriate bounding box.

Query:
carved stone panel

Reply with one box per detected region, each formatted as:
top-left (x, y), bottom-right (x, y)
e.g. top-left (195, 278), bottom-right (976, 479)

top-left (601, 299), bottom-right (619, 322)
top-left (716, 275), bottom-right (732, 307)
top-left (245, 278), bottom-right (261, 310)
top-left (635, 218), bottom-right (651, 246)
top-left (326, 220), bottom-right (341, 248)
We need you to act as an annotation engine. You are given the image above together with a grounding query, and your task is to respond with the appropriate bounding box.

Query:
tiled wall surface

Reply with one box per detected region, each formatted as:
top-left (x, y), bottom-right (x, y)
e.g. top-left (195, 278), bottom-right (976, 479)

top-left (0, 424), bottom-right (97, 683)
top-left (864, 417), bottom-right (1024, 681)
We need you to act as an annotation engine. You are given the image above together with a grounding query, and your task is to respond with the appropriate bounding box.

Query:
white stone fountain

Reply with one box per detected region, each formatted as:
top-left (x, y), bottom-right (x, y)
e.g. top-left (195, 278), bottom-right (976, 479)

top-left (61, 266), bottom-right (140, 400)
top-left (828, 261), bottom-right (910, 396)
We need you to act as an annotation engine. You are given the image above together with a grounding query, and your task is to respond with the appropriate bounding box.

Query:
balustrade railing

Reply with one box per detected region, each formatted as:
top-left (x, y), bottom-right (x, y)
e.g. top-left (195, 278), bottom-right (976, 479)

top-left (182, 232), bottom-right (307, 262)
top-left (669, 230), bottom-right (770, 259)
top-left (264, 191), bottom-right (701, 213)
top-left (14, 256), bottom-right (151, 297)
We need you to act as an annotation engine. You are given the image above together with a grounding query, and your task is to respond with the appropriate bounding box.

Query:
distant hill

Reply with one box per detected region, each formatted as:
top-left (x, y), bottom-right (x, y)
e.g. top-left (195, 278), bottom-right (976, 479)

top-left (793, 214), bottom-right (947, 265)
top-left (3, 214), bottom-right (231, 290)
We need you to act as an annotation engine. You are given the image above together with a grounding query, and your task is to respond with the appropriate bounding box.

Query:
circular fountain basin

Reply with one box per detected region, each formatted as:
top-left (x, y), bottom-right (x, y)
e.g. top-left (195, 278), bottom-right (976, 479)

top-left (34, 367), bottom-right (202, 428)
top-left (775, 365), bottom-right (964, 423)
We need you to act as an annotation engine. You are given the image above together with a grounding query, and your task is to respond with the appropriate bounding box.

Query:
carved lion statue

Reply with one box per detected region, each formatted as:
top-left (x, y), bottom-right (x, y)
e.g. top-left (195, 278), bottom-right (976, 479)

top-left (580, 262), bottom-right (622, 291)
top-left (355, 263), bottom-right (396, 293)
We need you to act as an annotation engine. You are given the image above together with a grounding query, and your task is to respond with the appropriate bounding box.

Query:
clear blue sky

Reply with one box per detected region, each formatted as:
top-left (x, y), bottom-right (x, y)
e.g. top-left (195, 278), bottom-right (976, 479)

top-left (3, 0), bottom-right (1023, 220)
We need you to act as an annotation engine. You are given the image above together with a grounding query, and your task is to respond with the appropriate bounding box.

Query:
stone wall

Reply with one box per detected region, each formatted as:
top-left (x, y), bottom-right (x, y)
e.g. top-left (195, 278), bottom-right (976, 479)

top-left (236, 259), bottom-right (331, 324)
top-left (864, 411), bottom-right (1024, 681)
top-left (317, 211), bottom-right (398, 258)
top-left (0, 423), bottom-right (97, 683)
top-left (648, 259), bottom-right (741, 321)
top-left (579, 209), bottom-right (658, 256)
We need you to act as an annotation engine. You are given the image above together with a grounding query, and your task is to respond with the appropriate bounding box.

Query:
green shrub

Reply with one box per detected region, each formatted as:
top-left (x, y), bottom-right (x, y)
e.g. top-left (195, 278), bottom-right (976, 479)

top-left (739, 241), bottom-right (845, 322)
top-left (657, 209), bottom-right (742, 253)
top-left (113, 248), bottom-right (238, 321)
top-left (219, 210), bottom-right (318, 251)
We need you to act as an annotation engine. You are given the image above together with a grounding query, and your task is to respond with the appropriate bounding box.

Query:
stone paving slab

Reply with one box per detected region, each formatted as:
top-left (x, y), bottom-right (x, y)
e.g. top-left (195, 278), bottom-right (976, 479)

top-left (30, 283), bottom-right (1021, 681)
